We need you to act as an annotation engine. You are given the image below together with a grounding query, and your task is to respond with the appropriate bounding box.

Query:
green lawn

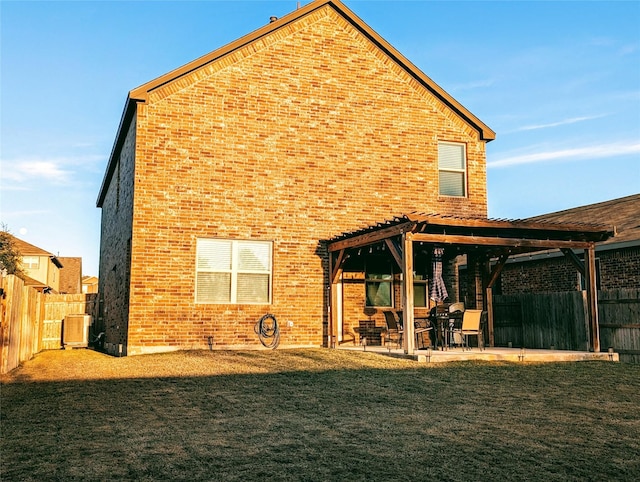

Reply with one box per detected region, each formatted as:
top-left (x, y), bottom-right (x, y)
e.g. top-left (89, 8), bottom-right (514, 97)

top-left (2, 349), bottom-right (639, 481)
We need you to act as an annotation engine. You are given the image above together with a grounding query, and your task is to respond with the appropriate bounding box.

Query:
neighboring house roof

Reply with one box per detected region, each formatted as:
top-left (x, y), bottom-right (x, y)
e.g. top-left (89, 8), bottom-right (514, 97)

top-left (21, 274), bottom-right (48, 290)
top-left (10, 234), bottom-right (63, 268)
top-left (82, 275), bottom-right (99, 284)
top-left (527, 194), bottom-right (640, 248)
top-left (97, 0), bottom-right (495, 207)
top-left (82, 275), bottom-right (99, 293)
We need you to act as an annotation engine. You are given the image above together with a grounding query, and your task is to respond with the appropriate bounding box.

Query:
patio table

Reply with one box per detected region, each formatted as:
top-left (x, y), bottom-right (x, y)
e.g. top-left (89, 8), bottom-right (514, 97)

top-left (433, 311), bottom-right (450, 350)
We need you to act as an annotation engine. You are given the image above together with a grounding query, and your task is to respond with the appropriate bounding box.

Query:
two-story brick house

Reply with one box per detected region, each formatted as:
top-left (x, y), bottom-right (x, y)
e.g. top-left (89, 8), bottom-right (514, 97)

top-left (96, 0), bottom-right (611, 356)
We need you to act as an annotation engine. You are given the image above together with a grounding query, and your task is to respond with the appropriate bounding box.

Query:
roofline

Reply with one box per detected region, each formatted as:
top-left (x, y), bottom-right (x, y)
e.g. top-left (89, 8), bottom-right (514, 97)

top-left (129, 0), bottom-right (495, 141)
top-left (97, 97), bottom-right (138, 207)
top-left (404, 212), bottom-right (614, 235)
top-left (97, 0), bottom-right (495, 207)
top-left (526, 193), bottom-right (640, 221)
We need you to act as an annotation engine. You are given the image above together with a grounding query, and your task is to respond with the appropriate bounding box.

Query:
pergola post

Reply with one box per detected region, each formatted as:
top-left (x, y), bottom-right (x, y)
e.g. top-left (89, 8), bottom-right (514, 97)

top-left (585, 244), bottom-right (600, 352)
top-left (485, 252), bottom-right (509, 348)
top-left (328, 251), bottom-right (336, 348)
top-left (328, 249), bottom-right (345, 349)
top-left (402, 232), bottom-right (415, 354)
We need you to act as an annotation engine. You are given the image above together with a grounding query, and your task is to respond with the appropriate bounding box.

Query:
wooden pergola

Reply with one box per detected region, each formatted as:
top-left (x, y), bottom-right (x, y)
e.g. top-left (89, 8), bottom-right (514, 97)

top-left (326, 213), bottom-right (615, 354)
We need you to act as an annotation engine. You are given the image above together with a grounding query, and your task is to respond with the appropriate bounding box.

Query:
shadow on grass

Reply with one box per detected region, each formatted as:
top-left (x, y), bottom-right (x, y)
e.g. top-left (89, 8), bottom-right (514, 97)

top-left (2, 355), bottom-right (640, 481)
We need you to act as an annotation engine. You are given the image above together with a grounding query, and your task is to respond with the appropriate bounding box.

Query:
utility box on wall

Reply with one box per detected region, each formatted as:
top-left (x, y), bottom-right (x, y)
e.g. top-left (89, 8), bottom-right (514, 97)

top-left (63, 314), bottom-right (92, 348)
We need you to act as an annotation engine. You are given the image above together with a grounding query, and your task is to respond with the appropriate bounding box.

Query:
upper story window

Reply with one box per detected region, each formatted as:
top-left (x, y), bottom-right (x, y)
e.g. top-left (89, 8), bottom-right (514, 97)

top-left (438, 142), bottom-right (467, 197)
top-left (196, 238), bottom-right (272, 304)
top-left (22, 256), bottom-right (39, 269)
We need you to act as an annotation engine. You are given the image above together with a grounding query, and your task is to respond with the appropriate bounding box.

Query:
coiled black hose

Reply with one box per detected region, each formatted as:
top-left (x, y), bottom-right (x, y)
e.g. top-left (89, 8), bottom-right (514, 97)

top-left (254, 313), bottom-right (280, 349)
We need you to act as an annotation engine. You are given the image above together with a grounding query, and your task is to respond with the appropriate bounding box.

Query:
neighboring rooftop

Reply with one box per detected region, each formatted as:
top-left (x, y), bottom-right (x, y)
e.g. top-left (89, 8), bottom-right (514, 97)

top-left (527, 194), bottom-right (640, 246)
top-left (11, 235), bottom-right (55, 258)
top-left (9, 234), bottom-right (64, 268)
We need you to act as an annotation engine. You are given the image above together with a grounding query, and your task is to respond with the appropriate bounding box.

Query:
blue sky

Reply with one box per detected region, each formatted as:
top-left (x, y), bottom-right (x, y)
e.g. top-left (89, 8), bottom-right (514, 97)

top-left (1, 0), bottom-right (639, 276)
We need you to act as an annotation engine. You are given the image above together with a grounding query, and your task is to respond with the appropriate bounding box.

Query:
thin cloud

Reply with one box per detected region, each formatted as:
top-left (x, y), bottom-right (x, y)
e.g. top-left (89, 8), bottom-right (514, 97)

top-left (619, 43), bottom-right (639, 56)
top-left (2, 160), bottom-right (72, 183)
top-left (0, 185), bottom-right (31, 192)
top-left (1, 155), bottom-right (104, 184)
top-left (488, 142), bottom-right (640, 168)
top-left (516, 115), bottom-right (607, 132)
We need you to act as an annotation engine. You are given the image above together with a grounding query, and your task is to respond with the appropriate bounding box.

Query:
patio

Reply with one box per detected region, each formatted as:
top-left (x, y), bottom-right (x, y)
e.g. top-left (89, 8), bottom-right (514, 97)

top-left (326, 213), bottom-right (615, 355)
top-left (338, 344), bottom-right (620, 363)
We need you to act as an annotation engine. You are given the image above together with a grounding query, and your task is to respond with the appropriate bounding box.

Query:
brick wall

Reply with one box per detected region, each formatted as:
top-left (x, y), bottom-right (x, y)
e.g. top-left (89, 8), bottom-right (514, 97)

top-left (101, 6), bottom-right (489, 354)
top-left (599, 247), bottom-right (640, 290)
top-left (499, 246), bottom-right (640, 294)
top-left (98, 116), bottom-right (136, 354)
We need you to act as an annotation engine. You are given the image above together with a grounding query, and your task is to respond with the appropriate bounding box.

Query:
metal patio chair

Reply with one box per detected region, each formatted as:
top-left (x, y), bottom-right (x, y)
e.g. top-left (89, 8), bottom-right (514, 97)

top-left (383, 310), bottom-right (404, 349)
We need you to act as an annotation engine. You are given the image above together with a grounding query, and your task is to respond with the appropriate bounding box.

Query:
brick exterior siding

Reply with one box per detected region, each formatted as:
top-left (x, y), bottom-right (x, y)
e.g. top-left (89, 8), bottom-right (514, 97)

top-left (98, 117), bottom-right (136, 350)
top-left (98, 5), bottom-right (489, 355)
top-left (498, 246), bottom-right (640, 295)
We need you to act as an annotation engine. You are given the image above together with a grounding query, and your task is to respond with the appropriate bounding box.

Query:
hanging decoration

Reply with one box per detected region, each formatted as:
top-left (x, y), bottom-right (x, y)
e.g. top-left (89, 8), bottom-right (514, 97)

top-left (430, 247), bottom-right (448, 302)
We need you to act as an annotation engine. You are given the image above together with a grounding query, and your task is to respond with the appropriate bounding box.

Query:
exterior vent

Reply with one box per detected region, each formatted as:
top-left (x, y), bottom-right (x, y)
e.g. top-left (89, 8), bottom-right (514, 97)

top-left (63, 314), bottom-right (92, 348)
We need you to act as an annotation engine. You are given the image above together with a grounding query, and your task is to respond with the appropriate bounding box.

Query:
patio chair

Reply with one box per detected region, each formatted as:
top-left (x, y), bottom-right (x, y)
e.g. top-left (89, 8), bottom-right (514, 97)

top-left (383, 311), bottom-right (404, 349)
top-left (414, 317), bottom-right (434, 349)
top-left (338, 326), bottom-right (358, 346)
top-left (448, 302), bottom-right (465, 347)
top-left (460, 309), bottom-right (485, 350)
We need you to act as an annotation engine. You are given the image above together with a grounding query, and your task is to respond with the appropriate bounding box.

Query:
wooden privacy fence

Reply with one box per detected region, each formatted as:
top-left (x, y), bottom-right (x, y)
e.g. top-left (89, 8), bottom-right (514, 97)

top-left (41, 292), bottom-right (99, 351)
top-left (1, 274), bottom-right (98, 374)
top-left (598, 289), bottom-right (640, 364)
top-left (0, 274), bottom-right (44, 375)
top-left (493, 288), bottom-right (640, 364)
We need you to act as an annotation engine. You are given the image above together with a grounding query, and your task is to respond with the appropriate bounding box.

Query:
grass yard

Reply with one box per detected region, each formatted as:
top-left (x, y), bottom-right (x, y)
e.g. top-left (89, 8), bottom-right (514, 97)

top-left (2, 349), bottom-right (639, 481)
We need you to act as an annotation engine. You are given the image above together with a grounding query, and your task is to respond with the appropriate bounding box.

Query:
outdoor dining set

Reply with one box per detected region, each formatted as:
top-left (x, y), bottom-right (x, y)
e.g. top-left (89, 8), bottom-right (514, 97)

top-left (379, 304), bottom-right (486, 351)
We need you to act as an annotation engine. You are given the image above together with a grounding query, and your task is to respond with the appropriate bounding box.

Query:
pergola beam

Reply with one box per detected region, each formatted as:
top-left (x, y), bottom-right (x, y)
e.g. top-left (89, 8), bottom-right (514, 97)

top-left (412, 233), bottom-right (593, 250)
top-left (327, 222), bottom-right (414, 252)
top-left (385, 238), bottom-right (403, 270)
top-left (487, 251), bottom-right (510, 289)
top-left (331, 249), bottom-right (346, 284)
top-left (561, 248), bottom-right (586, 276)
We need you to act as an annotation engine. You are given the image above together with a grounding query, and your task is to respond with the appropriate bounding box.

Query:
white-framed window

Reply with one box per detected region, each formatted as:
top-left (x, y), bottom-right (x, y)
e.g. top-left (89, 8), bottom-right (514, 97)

top-left (195, 239), bottom-right (272, 304)
top-left (22, 256), bottom-right (40, 269)
top-left (365, 256), bottom-right (393, 308)
top-left (438, 142), bottom-right (467, 197)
